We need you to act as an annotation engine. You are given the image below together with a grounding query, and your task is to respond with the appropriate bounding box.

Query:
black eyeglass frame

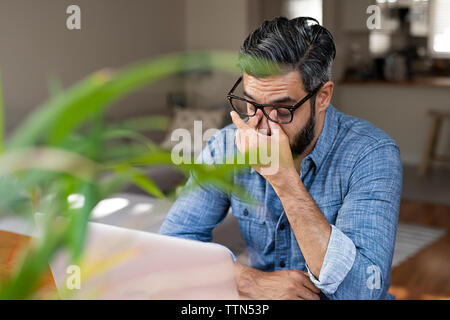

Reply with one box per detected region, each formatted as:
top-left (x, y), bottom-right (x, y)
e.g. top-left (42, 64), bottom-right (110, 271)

top-left (227, 76), bottom-right (321, 124)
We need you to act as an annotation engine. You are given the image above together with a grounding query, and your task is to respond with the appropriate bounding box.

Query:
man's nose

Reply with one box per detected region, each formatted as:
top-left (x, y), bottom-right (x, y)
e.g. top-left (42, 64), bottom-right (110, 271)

top-left (257, 110), bottom-right (271, 136)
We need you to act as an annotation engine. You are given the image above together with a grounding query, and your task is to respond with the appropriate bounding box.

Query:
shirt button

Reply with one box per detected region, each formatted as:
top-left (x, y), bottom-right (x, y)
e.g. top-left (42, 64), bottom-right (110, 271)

top-left (280, 223), bottom-right (285, 230)
top-left (280, 261), bottom-right (286, 268)
top-left (243, 209), bottom-right (249, 216)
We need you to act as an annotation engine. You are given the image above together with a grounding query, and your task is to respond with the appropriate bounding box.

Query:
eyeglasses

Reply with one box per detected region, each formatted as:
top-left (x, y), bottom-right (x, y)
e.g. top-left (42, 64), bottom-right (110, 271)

top-left (227, 76), bottom-right (320, 124)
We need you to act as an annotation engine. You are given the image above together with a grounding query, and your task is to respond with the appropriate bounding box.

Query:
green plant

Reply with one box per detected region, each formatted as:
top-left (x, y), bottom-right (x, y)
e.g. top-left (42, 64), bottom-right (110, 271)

top-left (0, 51), bottom-right (250, 299)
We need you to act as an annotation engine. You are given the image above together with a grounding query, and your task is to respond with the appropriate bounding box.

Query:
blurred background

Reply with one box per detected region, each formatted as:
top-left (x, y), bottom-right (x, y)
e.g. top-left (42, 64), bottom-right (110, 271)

top-left (0, 0), bottom-right (449, 299)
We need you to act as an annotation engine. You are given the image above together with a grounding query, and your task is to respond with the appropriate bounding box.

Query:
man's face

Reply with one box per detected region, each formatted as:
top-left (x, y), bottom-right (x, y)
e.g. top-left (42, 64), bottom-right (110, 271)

top-left (242, 71), bottom-right (316, 156)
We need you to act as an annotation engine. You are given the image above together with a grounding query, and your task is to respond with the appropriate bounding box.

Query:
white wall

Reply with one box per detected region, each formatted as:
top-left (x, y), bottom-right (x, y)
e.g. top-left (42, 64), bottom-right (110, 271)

top-left (0, 0), bottom-right (186, 133)
top-left (185, 0), bottom-right (248, 51)
top-left (334, 84), bottom-right (450, 166)
top-left (182, 0), bottom-right (250, 109)
top-left (182, 0), bottom-right (285, 109)
top-left (0, 0), bottom-right (284, 133)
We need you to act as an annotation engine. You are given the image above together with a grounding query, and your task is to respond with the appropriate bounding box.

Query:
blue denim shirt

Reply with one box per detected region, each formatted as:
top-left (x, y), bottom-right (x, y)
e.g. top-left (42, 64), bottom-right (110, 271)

top-left (159, 105), bottom-right (402, 300)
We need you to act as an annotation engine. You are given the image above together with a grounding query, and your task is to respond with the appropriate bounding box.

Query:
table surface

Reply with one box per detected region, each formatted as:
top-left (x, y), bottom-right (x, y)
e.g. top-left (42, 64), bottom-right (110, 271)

top-left (0, 230), bottom-right (57, 299)
top-left (0, 193), bottom-right (238, 300)
top-left (0, 229), bottom-right (246, 300)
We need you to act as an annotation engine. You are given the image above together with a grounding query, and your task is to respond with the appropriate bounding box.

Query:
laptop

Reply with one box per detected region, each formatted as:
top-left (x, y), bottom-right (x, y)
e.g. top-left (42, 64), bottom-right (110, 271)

top-left (35, 217), bottom-right (239, 300)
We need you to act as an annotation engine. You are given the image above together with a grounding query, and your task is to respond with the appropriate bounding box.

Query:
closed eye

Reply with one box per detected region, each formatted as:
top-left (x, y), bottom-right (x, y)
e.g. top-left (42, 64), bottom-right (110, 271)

top-left (276, 109), bottom-right (291, 116)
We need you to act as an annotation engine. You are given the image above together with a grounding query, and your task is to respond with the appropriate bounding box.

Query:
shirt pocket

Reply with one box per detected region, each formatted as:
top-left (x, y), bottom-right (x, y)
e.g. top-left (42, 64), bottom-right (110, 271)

top-left (230, 196), bottom-right (269, 253)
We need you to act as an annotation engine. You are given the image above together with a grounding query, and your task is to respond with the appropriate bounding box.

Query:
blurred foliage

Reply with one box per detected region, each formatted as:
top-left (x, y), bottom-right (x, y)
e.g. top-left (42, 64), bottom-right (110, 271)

top-left (0, 51), bottom-right (252, 299)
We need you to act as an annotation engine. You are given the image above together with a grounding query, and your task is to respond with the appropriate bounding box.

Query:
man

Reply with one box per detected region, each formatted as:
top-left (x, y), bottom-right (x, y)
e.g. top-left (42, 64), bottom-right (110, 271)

top-left (159, 17), bottom-right (402, 300)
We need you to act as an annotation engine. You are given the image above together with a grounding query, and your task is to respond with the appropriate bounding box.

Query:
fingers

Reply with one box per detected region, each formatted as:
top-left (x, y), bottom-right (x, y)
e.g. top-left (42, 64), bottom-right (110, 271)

top-left (287, 282), bottom-right (320, 300)
top-left (246, 109), bottom-right (262, 128)
top-left (268, 110), bottom-right (281, 130)
top-left (301, 276), bottom-right (321, 295)
top-left (230, 110), bottom-right (246, 130)
top-left (301, 271), bottom-right (321, 294)
top-left (288, 270), bottom-right (321, 299)
top-left (249, 269), bottom-right (321, 300)
top-left (231, 109), bottom-right (262, 130)
top-left (267, 110), bottom-right (287, 138)
top-left (297, 289), bottom-right (320, 300)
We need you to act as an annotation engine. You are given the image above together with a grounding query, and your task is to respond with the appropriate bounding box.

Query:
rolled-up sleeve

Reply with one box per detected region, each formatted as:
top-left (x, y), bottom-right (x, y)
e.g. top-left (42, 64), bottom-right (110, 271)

top-left (308, 141), bottom-right (402, 299)
top-left (306, 224), bottom-right (356, 294)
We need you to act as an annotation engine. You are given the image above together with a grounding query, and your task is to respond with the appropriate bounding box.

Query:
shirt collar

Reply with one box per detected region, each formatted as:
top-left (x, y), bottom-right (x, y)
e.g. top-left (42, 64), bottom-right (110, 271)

top-left (302, 104), bottom-right (339, 172)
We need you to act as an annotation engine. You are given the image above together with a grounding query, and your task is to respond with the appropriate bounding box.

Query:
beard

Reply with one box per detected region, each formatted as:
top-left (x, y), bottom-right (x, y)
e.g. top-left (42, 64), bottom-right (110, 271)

top-left (290, 101), bottom-right (316, 156)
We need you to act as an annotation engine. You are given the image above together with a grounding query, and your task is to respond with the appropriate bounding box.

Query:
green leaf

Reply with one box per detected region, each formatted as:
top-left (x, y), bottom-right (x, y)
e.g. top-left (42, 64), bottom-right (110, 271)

top-left (115, 166), bottom-right (164, 198)
top-left (101, 128), bottom-right (160, 150)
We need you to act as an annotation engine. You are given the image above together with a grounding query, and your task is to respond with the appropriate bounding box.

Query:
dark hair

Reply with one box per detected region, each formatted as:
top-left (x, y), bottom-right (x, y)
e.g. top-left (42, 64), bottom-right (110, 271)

top-left (238, 16), bottom-right (336, 93)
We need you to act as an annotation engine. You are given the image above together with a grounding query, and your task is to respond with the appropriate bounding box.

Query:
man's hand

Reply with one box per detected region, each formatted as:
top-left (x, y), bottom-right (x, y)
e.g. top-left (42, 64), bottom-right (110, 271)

top-left (230, 109), bottom-right (296, 185)
top-left (235, 263), bottom-right (321, 300)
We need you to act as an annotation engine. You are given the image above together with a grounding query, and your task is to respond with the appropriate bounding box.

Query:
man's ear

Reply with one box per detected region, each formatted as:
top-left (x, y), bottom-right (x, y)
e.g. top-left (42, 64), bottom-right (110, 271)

top-left (316, 81), bottom-right (334, 113)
